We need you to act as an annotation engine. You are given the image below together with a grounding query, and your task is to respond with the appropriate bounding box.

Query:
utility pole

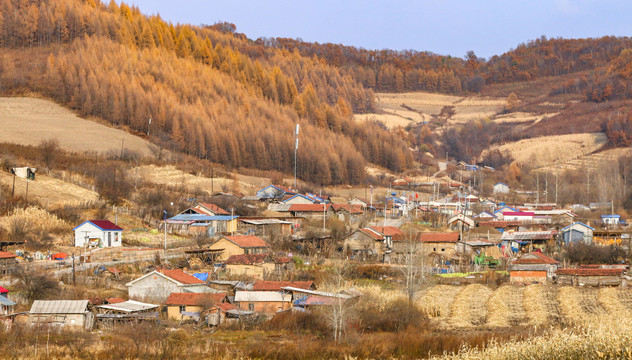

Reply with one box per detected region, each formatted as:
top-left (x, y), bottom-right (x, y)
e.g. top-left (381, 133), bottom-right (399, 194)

top-left (25, 178), bottom-right (29, 202)
top-left (11, 173), bottom-right (15, 197)
top-left (555, 169), bottom-right (559, 204)
top-left (294, 124), bottom-right (300, 190)
top-left (322, 204), bottom-right (326, 231)
top-left (536, 173), bottom-right (539, 204)
top-left (211, 167), bottom-right (214, 194)
top-left (72, 252), bottom-right (76, 285)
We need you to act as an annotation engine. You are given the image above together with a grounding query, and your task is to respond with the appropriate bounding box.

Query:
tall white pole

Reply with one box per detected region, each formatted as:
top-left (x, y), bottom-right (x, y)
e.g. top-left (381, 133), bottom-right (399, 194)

top-left (294, 124), bottom-right (299, 190)
top-left (322, 204), bottom-right (326, 230)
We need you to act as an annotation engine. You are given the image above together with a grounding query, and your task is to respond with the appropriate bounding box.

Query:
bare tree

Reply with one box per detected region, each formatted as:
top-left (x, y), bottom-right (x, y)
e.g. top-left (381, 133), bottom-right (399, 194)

top-left (399, 232), bottom-right (426, 305)
top-left (318, 267), bottom-right (356, 343)
top-left (39, 138), bottom-right (60, 173)
top-left (12, 265), bottom-right (60, 303)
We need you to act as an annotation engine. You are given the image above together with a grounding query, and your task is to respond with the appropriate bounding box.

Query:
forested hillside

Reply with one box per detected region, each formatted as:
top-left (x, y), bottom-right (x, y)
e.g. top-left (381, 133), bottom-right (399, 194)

top-left (0, 0), bottom-right (413, 185)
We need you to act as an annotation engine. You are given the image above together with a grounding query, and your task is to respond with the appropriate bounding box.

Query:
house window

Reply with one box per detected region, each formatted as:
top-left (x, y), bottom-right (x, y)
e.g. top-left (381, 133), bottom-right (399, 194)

top-left (179, 305), bottom-right (186, 313)
top-left (441, 248), bottom-right (445, 252)
top-left (248, 303), bottom-right (255, 311)
top-left (433, 247), bottom-right (436, 251)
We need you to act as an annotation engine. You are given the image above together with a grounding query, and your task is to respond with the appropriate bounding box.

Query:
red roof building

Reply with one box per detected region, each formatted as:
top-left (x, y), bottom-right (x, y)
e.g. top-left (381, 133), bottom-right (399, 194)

top-left (161, 269), bottom-right (205, 285)
top-left (419, 232), bottom-right (460, 243)
top-left (512, 252), bottom-right (559, 265)
top-left (0, 252), bottom-right (17, 259)
top-left (86, 220), bottom-right (124, 231)
top-left (223, 235), bottom-right (269, 248)
top-left (289, 204), bottom-right (332, 212)
top-left (370, 226), bottom-right (405, 241)
top-left (195, 203), bottom-right (230, 215)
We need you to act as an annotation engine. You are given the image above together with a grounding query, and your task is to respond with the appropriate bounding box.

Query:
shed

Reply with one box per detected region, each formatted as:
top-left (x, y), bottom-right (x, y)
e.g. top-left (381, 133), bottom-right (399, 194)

top-left (125, 269), bottom-right (207, 302)
top-left (97, 300), bottom-right (159, 314)
top-left (561, 222), bottom-right (595, 246)
top-left (29, 300), bottom-right (94, 330)
top-left (165, 292), bottom-right (227, 320)
top-left (556, 268), bottom-right (625, 287)
top-left (493, 182), bottom-right (510, 194)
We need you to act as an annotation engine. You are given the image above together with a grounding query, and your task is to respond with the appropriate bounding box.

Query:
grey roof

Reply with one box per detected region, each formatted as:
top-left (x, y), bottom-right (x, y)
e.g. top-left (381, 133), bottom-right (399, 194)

top-left (234, 291), bottom-right (291, 302)
top-left (500, 231), bottom-right (555, 241)
top-left (98, 300), bottom-right (158, 313)
top-left (267, 204), bottom-right (292, 212)
top-left (30, 300), bottom-right (89, 314)
top-left (0, 295), bottom-right (16, 306)
top-left (280, 287), bottom-right (354, 299)
top-left (240, 219), bottom-right (292, 225)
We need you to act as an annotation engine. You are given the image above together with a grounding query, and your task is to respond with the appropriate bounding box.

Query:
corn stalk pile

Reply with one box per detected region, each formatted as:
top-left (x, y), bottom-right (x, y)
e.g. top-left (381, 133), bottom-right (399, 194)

top-left (486, 285), bottom-right (526, 327)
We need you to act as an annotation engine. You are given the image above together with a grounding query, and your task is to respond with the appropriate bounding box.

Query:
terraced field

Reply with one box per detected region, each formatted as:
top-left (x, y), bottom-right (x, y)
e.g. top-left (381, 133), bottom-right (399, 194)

top-left (417, 284), bottom-right (632, 328)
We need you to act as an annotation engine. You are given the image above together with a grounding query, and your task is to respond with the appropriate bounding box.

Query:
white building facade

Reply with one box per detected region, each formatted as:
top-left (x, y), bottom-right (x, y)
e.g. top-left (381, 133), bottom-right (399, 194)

top-left (73, 220), bottom-right (123, 248)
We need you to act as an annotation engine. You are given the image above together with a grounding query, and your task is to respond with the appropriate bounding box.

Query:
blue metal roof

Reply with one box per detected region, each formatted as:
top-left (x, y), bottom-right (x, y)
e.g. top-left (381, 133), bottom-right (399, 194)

top-left (168, 214), bottom-right (238, 221)
top-left (601, 215), bottom-right (620, 218)
top-left (562, 222), bottom-right (595, 231)
top-left (0, 295), bottom-right (16, 306)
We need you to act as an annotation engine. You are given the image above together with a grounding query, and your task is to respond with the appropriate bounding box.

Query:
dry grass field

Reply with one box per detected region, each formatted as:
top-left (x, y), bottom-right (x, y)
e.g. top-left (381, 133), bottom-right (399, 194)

top-left (0, 97), bottom-right (157, 157)
top-left (0, 170), bottom-right (99, 208)
top-left (536, 146), bottom-right (632, 173)
top-left (355, 92), bottom-right (507, 129)
top-left (417, 284), bottom-right (632, 330)
top-left (481, 132), bottom-right (607, 169)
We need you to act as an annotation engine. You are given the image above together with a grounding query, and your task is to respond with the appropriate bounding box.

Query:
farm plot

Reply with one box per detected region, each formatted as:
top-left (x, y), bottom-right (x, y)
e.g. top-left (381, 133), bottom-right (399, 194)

top-left (448, 284), bottom-right (493, 327)
top-left (486, 285), bottom-right (527, 327)
top-left (0, 171), bottom-right (99, 208)
top-left (558, 286), bottom-right (606, 325)
top-left (417, 285), bottom-right (462, 322)
top-left (598, 288), bottom-right (632, 317)
top-left (522, 284), bottom-right (561, 326)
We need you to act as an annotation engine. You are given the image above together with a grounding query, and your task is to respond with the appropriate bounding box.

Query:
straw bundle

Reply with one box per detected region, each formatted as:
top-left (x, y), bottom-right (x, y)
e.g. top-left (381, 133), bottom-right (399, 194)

top-left (486, 285), bottom-right (526, 327)
top-left (523, 284), bottom-right (560, 326)
top-left (558, 286), bottom-right (605, 325)
top-left (416, 285), bottom-right (460, 320)
top-left (448, 284), bottom-right (492, 327)
top-left (598, 287), bottom-right (632, 317)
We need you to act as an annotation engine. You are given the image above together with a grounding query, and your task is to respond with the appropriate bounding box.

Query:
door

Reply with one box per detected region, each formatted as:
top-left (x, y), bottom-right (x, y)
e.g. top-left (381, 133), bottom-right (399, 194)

top-left (108, 232), bottom-right (111, 247)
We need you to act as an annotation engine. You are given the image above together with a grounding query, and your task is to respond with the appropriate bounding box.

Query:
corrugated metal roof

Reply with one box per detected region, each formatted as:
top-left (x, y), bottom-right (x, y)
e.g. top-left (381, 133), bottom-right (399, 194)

top-left (0, 295), bottom-right (16, 306)
top-left (267, 204), bottom-right (292, 212)
top-left (240, 219), bottom-right (292, 225)
top-left (169, 214), bottom-right (238, 221)
top-left (98, 300), bottom-right (158, 313)
top-left (234, 291), bottom-right (291, 302)
top-left (30, 300), bottom-right (89, 314)
top-left (501, 231), bottom-right (555, 241)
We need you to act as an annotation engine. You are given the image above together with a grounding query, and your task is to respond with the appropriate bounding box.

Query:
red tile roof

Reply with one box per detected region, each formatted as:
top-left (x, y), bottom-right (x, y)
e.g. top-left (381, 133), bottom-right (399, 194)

top-left (161, 269), bottom-right (205, 284)
top-left (166, 292), bottom-right (226, 306)
top-left (0, 252), bottom-right (16, 259)
top-left (0, 286), bottom-right (8, 293)
top-left (106, 297), bottom-right (125, 304)
top-left (557, 268), bottom-right (624, 276)
top-left (331, 204), bottom-right (364, 214)
top-left (503, 212), bottom-right (535, 216)
top-left (89, 220), bottom-right (123, 231)
top-left (197, 203), bottom-right (229, 215)
top-left (513, 252), bottom-right (559, 265)
top-left (359, 228), bottom-right (383, 240)
top-left (370, 226), bottom-right (405, 241)
top-left (225, 254), bottom-right (270, 265)
top-left (419, 232), bottom-right (459, 243)
top-left (224, 235), bottom-right (269, 248)
top-left (289, 204), bottom-right (331, 212)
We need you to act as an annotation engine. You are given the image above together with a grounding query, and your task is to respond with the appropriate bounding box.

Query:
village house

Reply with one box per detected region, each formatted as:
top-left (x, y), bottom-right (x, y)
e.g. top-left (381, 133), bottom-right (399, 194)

top-left (332, 204), bottom-right (364, 223)
top-left (601, 214), bottom-right (621, 227)
top-left (165, 292), bottom-right (227, 320)
top-left (282, 194), bottom-right (320, 205)
top-left (500, 230), bottom-right (556, 252)
top-left (493, 182), bottom-right (510, 194)
top-left (183, 203), bottom-right (230, 216)
top-left (234, 291), bottom-right (292, 314)
top-left (281, 286), bottom-right (357, 309)
top-left (126, 269), bottom-right (208, 302)
top-left (475, 211), bottom-right (496, 221)
top-left (418, 232), bottom-right (460, 259)
top-left (502, 211), bottom-right (534, 222)
top-left (209, 235), bottom-right (270, 261)
top-left (207, 302), bottom-right (241, 326)
top-left (97, 300), bottom-right (159, 315)
top-left (561, 222), bottom-right (595, 246)
top-left (29, 300), bottom-right (95, 330)
top-left (224, 254), bottom-right (291, 279)
top-left (447, 213), bottom-right (475, 231)
top-left (509, 252), bottom-right (559, 285)
top-left (0, 252), bottom-right (17, 275)
top-left (256, 185), bottom-right (296, 201)
top-left (288, 204), bottom-right (333, 220)
top-left (238, 218), bottom-right (293, 239)
top-left (73, 220), bottom-right (123, 248)
top-left (166, 214), bottom-right (238, 236)
top-left (343, 228), bottom-right (386, 260)
top-left (0, 286), bottom-right (15, 316)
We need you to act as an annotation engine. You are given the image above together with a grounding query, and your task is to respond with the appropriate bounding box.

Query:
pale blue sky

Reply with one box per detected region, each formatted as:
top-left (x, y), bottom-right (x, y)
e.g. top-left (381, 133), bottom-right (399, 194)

top-left (124, 0), bottom-right (631, 59)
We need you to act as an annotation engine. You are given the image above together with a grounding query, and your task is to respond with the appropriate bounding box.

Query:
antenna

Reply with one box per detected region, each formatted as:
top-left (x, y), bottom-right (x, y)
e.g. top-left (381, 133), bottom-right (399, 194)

top-left (294, 124), bottom-right (300, 189)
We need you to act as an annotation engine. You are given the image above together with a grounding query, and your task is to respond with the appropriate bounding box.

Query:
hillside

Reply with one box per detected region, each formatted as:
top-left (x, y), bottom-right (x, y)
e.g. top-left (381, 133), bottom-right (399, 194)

top-left (0, 97), bottom-right (157, 157)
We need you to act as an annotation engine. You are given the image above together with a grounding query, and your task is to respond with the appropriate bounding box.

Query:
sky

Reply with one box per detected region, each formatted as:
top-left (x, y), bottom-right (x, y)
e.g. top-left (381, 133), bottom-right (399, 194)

top-left (124, 0), bottom-right (631, 59)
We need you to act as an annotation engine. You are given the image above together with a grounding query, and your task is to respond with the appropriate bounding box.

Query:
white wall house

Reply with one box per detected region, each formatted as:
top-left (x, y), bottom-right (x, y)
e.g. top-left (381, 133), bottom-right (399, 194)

top-left (73, 220), bottom-right (123, 248)
top-left (493, 182), bottom-right (510, 194)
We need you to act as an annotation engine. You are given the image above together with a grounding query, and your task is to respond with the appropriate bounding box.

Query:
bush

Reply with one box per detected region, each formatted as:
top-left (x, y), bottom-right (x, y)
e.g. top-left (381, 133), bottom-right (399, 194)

top-left (565, 243), bottom-right (625, 264)
top-left (355, 298), bottom-right (427, 332)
